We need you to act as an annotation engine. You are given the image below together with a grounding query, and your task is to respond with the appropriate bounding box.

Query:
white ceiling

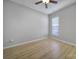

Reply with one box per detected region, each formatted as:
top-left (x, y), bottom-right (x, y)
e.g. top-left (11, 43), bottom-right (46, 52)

top-left (10, 0), bottom-right (76, 14)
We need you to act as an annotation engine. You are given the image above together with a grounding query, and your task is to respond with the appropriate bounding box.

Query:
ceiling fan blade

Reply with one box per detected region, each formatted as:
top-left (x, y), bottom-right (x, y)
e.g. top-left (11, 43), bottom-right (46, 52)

top-left (45, 3), bottom-right (48, 8)
top-left (35, 1), bottom-right (42, 5)
top-left (50, 0), bottom-right (58, 4)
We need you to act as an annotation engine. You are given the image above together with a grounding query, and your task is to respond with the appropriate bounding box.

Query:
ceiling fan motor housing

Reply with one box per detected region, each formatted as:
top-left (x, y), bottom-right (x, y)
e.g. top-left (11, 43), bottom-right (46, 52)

top-left (42, 0), bottom-right (49, 4)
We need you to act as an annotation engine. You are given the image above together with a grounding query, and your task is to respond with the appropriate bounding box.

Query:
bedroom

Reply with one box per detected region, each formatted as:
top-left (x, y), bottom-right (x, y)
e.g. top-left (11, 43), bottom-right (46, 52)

top-left (3, 0), bottom-right (76, 59)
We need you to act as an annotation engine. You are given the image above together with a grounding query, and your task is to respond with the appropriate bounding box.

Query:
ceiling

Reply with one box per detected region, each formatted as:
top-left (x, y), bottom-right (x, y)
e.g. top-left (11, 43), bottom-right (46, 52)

top-left (10, 0), bottom-right (76, 14)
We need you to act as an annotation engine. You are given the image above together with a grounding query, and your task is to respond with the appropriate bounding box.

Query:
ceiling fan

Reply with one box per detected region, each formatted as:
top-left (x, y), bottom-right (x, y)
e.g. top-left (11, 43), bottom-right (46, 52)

top-left (35, 0), bottom-right (58, 8)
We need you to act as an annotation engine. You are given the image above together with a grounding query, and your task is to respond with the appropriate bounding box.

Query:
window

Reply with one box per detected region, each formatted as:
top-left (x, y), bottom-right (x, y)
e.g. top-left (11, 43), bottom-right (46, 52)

top-left (52, 17), bottom-right (59, 36)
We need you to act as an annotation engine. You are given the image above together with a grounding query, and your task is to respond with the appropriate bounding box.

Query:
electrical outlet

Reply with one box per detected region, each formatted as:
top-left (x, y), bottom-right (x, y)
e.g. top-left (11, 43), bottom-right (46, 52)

top-left (9, 40), bottom-right (14, 43)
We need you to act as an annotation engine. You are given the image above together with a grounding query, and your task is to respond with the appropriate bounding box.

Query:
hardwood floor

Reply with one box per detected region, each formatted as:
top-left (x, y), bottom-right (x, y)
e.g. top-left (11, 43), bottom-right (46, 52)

top-left (4, 39), bottom-right (76, 59)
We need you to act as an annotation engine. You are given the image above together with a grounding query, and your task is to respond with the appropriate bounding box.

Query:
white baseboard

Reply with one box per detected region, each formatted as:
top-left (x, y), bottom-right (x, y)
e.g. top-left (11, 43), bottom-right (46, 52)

top-left (4, 36), bottom-right (48, 49)
top-left (49, 37), bottom-right (76, 47)
top-left (4, 36), bottom-right (75, 49)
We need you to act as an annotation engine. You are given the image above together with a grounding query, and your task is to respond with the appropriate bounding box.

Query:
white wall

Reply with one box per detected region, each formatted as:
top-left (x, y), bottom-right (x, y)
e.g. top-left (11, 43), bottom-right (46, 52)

top-left (49, 3), bottom-right (76, 44)
top-left (3, 0), bottom-right (48, 48)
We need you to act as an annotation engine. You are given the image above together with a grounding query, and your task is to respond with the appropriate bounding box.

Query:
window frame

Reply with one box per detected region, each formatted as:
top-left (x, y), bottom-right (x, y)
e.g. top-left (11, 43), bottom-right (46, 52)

top-left (51, 16), bottom-right (59, 36)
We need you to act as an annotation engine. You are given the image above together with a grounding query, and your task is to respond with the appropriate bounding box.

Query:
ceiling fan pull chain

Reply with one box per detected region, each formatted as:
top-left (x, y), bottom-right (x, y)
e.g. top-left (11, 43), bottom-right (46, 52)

top-left (45, 2), bottom-right (48, 8)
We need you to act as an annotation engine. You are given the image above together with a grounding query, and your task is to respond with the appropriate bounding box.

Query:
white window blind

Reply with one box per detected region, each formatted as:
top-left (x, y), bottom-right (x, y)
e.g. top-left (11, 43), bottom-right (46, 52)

top-left (52, 17), bottom-right (59, 36)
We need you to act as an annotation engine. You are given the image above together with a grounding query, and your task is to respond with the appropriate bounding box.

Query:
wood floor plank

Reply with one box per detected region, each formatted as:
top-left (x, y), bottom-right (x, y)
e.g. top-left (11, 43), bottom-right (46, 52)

top-left (4, 39), bottom-right (76, 59)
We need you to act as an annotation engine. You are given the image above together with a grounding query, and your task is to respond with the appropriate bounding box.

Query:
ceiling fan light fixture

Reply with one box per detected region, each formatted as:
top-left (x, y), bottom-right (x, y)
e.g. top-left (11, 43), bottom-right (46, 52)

top-left (35, 0), bottom-right (58, 8)
top-left (42, 0), bottom-right (49, 4)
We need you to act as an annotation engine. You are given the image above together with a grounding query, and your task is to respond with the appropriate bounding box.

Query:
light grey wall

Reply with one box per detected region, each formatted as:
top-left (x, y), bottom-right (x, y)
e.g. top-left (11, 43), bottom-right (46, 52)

top-left (3, 0), bottom-right (48, 48)
top-left (49, 3), bottom-right (76, 44)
